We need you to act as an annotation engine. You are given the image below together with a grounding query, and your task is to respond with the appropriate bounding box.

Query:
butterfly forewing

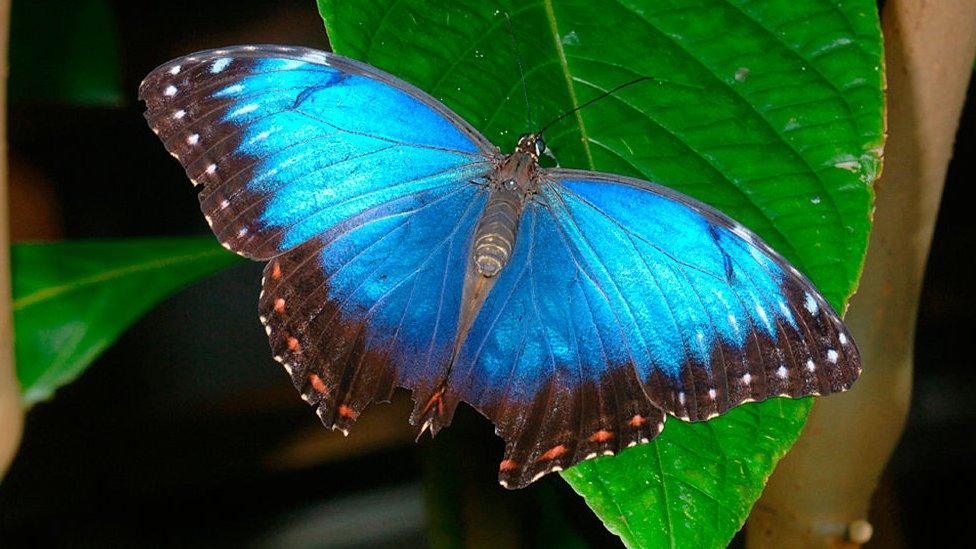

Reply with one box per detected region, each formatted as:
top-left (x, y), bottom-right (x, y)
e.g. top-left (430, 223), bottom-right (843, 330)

top-left (139, 45), bottom-right (496, 260)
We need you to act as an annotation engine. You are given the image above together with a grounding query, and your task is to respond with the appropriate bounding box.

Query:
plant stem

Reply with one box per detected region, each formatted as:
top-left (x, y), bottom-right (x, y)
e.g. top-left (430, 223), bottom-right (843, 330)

top-left (746, 0), bottom-right (976, 546)
top-left (0, 0), bottom-right (24, 479)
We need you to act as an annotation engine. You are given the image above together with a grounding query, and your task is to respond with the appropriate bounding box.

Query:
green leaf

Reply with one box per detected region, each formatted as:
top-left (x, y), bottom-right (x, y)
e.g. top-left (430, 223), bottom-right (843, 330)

top-left (318, 1), bottom-right (883, 546)
top-left (12, 238), bottom-right (242, 405)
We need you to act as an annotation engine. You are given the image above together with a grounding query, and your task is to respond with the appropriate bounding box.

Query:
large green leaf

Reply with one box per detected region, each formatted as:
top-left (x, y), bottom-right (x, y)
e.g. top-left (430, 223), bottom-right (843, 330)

top-left (318, 0), bottom-right (883, 546)
top-left (12, 238), bottom-right (241, 405)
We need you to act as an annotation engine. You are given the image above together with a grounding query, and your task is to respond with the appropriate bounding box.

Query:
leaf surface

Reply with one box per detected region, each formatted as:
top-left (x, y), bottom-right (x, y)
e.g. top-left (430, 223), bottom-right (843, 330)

top-left (13, 238), bottom-right (241, 404)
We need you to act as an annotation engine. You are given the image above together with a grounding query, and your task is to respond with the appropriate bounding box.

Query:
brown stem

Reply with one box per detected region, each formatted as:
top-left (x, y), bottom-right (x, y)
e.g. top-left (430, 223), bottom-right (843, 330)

top-left (746, 1), bottom-right (976, 547)
top-left (0, 0), bottom-right (24, 479)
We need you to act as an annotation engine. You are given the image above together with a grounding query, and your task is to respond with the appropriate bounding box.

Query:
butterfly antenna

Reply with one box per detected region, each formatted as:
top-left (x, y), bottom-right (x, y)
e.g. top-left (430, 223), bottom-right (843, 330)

top-left (502, 11), bottom-right (533, 131)
top-left (538, 76), bottom-right (656, 134)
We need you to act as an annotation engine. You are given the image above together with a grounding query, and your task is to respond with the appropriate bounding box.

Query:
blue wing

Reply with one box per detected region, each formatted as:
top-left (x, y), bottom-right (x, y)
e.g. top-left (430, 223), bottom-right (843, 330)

top-left (139, 45), bottom-right (495, 259)
top-left (445, 169), bottom-right (859, 488)
top-left (140, 45), bottom-right (495, 430)
top-left (258, 183), bottom-right (486, 433)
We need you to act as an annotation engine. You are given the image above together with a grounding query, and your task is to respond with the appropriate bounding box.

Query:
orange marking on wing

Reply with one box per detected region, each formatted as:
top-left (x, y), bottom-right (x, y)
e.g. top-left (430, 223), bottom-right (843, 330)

top-left (539, 444), bottom-right (567, 461)
top-left (271, 261), bottom-right (282, 280)
top-left (287, 336), bottom-right (301, 352)
top-left (629, 414), bottom-right (646, 428)
top-left (499, 459), bottom-right (519, 472)
top-left (337, 404), bottom-right (358, 419)
top-left (274, 298), bottom-right (286, 314)
top-left (309, 373), bottom-right (327, 394)
top-left (422, 388), bottom-right (445, 417)
top-left (589, 430), bottom-right (614, 443)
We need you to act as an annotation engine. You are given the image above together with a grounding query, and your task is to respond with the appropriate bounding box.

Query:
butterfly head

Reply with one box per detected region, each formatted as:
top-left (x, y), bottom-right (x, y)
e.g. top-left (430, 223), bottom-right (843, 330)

top-left (516, 133), bottom-right (546, 160)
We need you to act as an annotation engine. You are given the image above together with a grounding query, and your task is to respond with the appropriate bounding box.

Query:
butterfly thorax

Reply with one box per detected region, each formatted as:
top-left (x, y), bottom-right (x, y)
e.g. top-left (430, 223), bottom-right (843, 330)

top-left (472, 133), bottom-right (544, 277)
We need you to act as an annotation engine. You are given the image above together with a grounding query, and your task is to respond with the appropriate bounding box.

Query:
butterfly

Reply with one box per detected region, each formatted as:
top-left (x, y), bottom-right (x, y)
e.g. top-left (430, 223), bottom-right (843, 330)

top-left (140, 45), bottom-right (860, 489)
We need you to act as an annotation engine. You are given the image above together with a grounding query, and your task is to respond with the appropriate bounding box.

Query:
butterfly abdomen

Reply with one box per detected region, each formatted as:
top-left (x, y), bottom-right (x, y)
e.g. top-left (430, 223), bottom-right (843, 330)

top-left (473, 189), bottom-right (522, 277)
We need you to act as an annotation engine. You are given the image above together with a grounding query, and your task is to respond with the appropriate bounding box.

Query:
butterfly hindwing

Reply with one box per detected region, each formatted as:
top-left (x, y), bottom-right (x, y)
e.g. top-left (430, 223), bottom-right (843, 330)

top-left (259, 183), bottom-right (487, 433)
top-left (139, 45), bottom-right (495, 260)
top-left (443, 169), bottom-right (859, 488)
top-left (446, 205), bottom-right (668, 488)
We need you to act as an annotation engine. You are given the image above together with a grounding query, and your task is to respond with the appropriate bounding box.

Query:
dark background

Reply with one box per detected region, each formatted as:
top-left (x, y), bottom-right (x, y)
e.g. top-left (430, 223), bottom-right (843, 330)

top-left (1, 0), bottom-right (973, 546)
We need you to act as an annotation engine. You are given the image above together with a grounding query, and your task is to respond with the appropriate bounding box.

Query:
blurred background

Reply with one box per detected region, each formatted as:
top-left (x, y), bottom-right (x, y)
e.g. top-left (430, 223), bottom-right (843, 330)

top-left (1, 0), bottom-right (973, 546)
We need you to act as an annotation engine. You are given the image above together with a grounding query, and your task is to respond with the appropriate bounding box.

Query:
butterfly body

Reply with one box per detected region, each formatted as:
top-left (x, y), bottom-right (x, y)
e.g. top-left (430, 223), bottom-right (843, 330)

top-left (471, 134), bottom-right (544, 278)
top-left (140, 45), bottom-right (860, 489)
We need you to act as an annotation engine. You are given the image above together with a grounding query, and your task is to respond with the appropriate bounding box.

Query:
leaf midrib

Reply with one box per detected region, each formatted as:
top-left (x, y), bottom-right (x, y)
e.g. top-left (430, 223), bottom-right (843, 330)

top-left (542, 0), bottom-right (594, 169)
top-left (13, 248), bottom-right (230, 310)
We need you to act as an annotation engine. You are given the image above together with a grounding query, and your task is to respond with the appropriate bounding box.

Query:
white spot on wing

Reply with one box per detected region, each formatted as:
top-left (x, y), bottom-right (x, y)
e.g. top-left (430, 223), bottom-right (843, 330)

top-left (163, 85), bottom-right (177, 96)
top-left (186, 133), bottom-right (199, 145)
top-left (205, 164), bottom-right (217, 175)
top-left (168, 65), bottom-right (181, 75)
top-left (173, 109), bottom-right (186, 119)
top-left (839, 333), bottom-right (848, 345)
top-left (708, 388), bottom-right (717, 399)
top-left (776, 365), bottom-right (788, 379)
top-left (806, 359), bottom-right (815, 372)
top-left (211, 57), bottom-right (232, 73)
top-left (742, 373), bottom-right (752, 384)
top-left (827, 349), bottom-right (839, 363)
top-left (804, 293), bottom-right (818, 314)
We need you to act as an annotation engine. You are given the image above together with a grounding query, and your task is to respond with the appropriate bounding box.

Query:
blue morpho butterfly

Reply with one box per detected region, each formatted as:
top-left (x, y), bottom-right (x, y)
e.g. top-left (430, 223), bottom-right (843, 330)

top-left (140, 45), bottom-right (860, 489)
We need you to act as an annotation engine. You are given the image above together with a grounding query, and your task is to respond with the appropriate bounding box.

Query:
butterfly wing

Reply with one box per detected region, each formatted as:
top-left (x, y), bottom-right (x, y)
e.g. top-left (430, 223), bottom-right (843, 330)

top-left (139, 45), bottom-right (496, 259)
top-left (140, 45), bottom-right (496, 430)
top-left (445, 168), bottom-right (859, 488)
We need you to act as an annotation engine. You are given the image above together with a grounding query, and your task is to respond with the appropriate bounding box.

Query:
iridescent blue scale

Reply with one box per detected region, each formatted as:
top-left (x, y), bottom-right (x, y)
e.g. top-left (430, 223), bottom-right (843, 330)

top-left (141, 45), bottom-right (859, 489)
